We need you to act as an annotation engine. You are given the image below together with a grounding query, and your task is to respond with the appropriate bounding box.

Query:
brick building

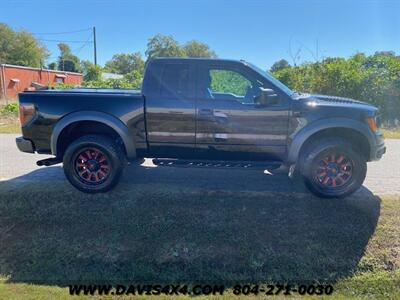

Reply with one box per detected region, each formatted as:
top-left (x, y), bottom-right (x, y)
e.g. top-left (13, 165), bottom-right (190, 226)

top-left (0, 64), bottom-right (83, 100)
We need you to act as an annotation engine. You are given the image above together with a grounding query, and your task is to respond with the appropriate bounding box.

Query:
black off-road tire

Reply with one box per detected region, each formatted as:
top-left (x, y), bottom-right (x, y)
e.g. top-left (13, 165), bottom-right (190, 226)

top-left (63, 134), bottom-right (125, 193)
top-left (300, 138), bottom-right (367, 198)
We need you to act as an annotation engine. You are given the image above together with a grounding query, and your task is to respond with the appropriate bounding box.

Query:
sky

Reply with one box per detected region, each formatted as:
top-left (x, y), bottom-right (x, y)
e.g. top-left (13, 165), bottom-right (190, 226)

top-left (1, 0), bottom-right (400, 69)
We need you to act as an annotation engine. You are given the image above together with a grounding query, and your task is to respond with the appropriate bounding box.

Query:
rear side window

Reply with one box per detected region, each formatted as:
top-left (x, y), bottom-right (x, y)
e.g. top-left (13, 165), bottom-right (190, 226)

top-left (160, 63), bottom-right (190, 97)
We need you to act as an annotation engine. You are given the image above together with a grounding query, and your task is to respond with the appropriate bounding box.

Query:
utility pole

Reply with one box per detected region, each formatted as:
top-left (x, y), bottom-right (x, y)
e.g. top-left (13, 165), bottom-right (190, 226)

top-left (93, 26), bottom-right (97, 66)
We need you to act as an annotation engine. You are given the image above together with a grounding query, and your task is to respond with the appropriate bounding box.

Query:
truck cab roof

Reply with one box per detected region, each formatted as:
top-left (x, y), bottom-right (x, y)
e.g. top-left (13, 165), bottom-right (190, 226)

top-left (149, 57), bottom-right (249, 65)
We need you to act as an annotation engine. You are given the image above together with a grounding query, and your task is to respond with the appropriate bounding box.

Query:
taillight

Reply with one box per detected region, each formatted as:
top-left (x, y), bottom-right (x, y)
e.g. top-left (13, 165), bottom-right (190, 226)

top-left (19, 103), bottom-right (36, 127)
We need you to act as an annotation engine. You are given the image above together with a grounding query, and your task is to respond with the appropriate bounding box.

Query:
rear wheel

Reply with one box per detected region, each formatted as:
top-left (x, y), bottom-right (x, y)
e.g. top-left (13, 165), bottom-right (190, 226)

top-left (301, 138), bottom-right (367, 198)
top-left (63, 134), bottom-right (125, 193)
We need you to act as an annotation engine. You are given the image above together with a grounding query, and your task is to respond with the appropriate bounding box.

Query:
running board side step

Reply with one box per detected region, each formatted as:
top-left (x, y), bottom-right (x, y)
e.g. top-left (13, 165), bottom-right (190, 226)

top-left (152, 158), bottom-right (282, 170)
top-left (37, 157), bottom-right (62, 166)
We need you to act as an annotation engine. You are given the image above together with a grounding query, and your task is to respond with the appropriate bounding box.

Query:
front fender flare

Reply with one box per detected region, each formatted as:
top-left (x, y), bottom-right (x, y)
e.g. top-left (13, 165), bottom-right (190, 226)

top-left (51, 111), bottom-right (136, 159)
top-left (287, 118), bottom-right (375, 164)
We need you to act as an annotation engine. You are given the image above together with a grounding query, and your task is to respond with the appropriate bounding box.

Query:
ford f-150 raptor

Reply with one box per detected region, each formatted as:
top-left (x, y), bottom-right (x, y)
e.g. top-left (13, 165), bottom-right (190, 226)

top-left (16, 58), bottom-right (386, 197)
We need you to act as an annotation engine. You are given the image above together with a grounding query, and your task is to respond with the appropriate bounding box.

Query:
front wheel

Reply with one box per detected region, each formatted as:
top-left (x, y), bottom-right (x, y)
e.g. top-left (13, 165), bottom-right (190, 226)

top-left (301, 138), bottom-right (367, 198)
top-left (63, 134), bottom-right (125, 193)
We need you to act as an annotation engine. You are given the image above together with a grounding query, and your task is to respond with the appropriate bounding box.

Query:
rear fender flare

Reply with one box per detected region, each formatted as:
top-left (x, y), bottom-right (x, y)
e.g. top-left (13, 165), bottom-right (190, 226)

top-left (51, 111), bottom-right (136, 159)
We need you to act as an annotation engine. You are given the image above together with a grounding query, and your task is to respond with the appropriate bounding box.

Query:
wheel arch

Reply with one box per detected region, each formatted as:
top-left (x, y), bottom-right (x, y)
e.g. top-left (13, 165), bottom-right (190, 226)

top-left (287, 118), bottom-right (374, 164)
top-left (51, 111), bottom-right (136, 159)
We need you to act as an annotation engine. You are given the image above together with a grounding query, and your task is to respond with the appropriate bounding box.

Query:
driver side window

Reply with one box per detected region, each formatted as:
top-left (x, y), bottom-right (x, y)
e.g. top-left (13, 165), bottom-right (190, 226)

top-left (207, 68), bottom-right (259, 104)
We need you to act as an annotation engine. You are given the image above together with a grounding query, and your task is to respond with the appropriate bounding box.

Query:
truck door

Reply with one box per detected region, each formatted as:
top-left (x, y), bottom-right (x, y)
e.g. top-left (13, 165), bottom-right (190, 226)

top-left (144, 61), bottom-right (196, 158)
top-left (195, 62), bottom-right (290, 161)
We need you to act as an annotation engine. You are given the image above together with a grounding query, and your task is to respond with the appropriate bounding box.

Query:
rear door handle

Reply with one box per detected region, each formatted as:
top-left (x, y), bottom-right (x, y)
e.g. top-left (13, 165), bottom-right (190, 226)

top-left (198, 109), bottom-right (215, 121)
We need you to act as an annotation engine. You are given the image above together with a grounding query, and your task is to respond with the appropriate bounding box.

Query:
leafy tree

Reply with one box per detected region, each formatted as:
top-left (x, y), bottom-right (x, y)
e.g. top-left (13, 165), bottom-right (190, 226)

top-left (123, 70), bottom-right (142, 89)
top-left (81, 60), bottom-right (102, 81)
top-left (104, 52), bottom-right (144, 75)
top-left (145, 35), bottom-right (218, 61)
top-left (270, 59), bottom-right (291, 72)
top-left (0, 24), bottom-right (13, 64)
top-left (81, 61), bottom-right (141, 89)
top-left (82, 78), bottom-right (138, 89)
top-left (183, 40), bottom-right (216, 58)
top-left (272, 52), bottom-right (400, 123)
top-left (0, 23), bottom-right (48, 67)
top-left (47, 62), bottom-right (57, 70)
top-left (145, 34), bottom-right (185, 61)
top-left (57, 43), bottom-right (81, 72)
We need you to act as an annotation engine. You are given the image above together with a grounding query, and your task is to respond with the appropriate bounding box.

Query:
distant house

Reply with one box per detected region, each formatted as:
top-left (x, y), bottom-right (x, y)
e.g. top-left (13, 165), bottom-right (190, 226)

top-left (0, 64), bottom-right (83, 100)
top-left (101, 72), bottom-right (124, 80)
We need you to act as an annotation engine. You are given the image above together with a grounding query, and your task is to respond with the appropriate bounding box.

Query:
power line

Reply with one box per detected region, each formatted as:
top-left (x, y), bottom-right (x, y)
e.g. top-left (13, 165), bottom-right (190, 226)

top-left (75, 42), bottom-right (90, 55)
top-left (32, 28), bottom-right (92, 35)
top-left (74, 33), bottom-right (93, 54)
top-left (37, 38), bottom-right (94, 43)
top-left (33, 26), bottom-right (98, 66)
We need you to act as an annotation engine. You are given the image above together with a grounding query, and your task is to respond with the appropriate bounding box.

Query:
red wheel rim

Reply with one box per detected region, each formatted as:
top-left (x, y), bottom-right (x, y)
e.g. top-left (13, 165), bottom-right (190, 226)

top-left (74, 148), bottom-right (110, 184)
top-left (314, 152), bottom-right (353, 188)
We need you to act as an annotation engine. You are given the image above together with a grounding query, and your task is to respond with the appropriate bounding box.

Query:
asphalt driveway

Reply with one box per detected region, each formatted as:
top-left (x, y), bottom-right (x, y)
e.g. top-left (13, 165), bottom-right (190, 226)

top-left (0, 134), bottom-right (399, 195)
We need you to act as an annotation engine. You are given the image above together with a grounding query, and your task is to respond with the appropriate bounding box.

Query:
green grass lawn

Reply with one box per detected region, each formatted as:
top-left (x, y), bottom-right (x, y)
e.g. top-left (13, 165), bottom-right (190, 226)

top-left (0, 122), bottom-right (20, 134)
top-left (0, 114), bottom-right (20, 134)
top-left (0, 181), bottom-right (398, 299)
top-left (381, 128), bottom-right (400, 139)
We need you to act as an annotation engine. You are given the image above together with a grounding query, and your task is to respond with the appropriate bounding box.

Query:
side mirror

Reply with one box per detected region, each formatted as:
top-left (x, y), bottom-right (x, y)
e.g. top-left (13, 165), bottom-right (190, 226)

top-left (255, 87), bottom-right (278, 106)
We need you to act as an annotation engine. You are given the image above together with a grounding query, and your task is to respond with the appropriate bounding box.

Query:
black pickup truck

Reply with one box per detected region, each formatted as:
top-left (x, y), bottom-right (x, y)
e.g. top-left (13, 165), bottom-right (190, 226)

top-left (16, 58), bottom-right (386, 197)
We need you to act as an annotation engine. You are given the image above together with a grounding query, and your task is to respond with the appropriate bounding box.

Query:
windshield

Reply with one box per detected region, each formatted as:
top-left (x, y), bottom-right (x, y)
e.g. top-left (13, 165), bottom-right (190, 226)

top-left (247, 62), bottom-right (294, 96)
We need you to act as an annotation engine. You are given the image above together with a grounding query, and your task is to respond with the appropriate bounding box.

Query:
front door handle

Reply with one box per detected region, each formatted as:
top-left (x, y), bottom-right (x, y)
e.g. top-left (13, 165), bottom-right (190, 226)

top-left (199, 108), bottom-right (214, 115)
top-left (214, 133), bottom-right (228, 142)
top-left (293, 111), bottom-right (303, 117)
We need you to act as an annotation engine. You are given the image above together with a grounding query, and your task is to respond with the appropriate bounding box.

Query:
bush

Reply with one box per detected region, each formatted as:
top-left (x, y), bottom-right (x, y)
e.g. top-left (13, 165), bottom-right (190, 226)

top-left (82, 78), bottom-right (141, 89)
top-left (50, 77), bottom-right (142, 91)
top-left (272, 52), bottom-right (400, 122)
top-left (83, 63), bottom-right (102, 82)
top-left (48, 82), bottom-right (77, 90)
top-left (0, 103), bottom-right (18, 115)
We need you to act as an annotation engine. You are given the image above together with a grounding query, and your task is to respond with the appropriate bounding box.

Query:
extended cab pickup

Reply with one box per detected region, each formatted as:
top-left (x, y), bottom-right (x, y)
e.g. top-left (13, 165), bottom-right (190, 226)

top-left (16, 58), bottom-right (386, 197)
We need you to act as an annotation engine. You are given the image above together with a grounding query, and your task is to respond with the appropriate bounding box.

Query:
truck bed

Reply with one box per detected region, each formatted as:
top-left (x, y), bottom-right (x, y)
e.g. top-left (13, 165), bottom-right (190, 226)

top-left (18, 88), bottom-right (146, 154)
top-left (23, 87), bottom-right (142, 96)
